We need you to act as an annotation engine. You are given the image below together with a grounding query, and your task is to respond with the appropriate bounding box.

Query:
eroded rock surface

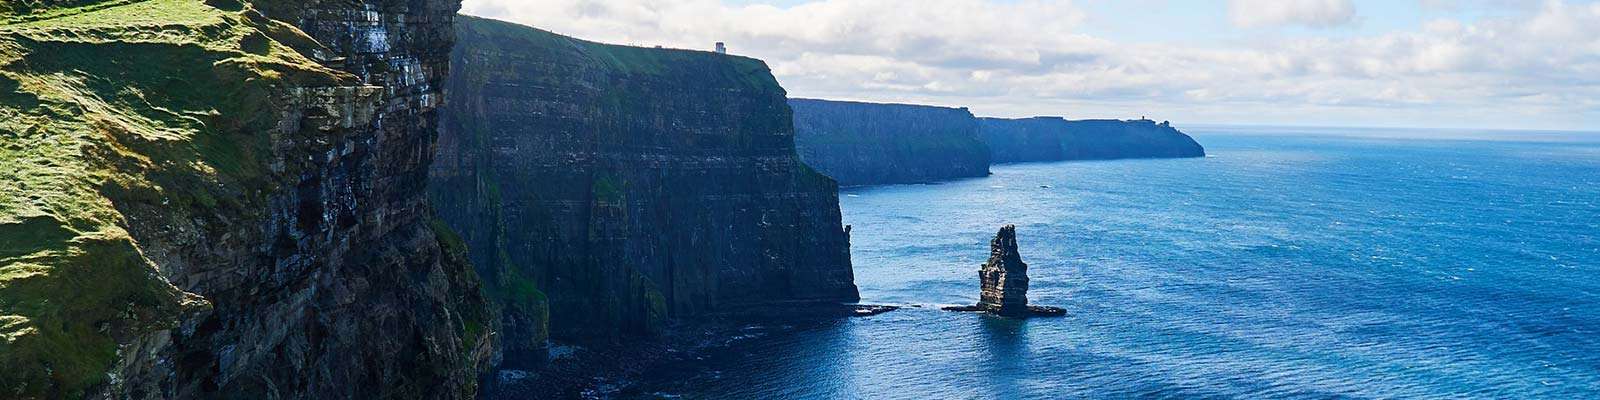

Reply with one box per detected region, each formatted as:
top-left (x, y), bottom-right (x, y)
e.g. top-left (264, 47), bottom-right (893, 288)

top-left (978, 225), bottom-right (1031, 317)
top-left (945, 225), bottom-right (1064, 318)
top-left (0, 0), bottom-right (491, 398)
top-left (429, 17), bottom-right (859, 362)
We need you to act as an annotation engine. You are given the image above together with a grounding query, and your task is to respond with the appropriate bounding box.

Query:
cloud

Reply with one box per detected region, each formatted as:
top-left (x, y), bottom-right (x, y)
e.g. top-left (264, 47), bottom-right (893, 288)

top-left (1228, 0), bottom-right (1357, 29)
top-left (461, 0), bottom-right (1600, 130)
top-left (464, 0), bottom-right (1093, 70)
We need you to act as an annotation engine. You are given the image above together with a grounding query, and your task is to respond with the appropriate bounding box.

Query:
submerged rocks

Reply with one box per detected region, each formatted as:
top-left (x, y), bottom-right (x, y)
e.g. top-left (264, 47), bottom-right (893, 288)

top-left (851, 304), bottom-right (901, 317)
top-left (945, 225), bottom-right (1065, 318)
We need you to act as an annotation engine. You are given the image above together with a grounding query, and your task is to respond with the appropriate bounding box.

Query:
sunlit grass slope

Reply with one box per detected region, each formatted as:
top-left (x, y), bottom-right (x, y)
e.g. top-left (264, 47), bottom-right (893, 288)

top-left (0, 0), bottom-right (355, 397)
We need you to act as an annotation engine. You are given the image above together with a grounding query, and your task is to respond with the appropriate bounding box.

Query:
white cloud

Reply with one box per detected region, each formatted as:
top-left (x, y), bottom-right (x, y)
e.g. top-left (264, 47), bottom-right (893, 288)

top-left (461, 0), bottom-right (1600, 130)
top-left (1228, 0), bottom-right (1357, 29)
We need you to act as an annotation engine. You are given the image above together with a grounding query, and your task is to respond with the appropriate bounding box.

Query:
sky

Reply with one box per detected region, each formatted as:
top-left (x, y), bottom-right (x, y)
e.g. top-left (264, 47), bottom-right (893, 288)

top-left (460, 0), bottom-right (1600, 131)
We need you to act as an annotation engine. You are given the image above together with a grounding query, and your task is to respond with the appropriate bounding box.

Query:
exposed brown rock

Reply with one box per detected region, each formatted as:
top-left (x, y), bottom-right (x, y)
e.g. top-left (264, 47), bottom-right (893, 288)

top-left (978, 225), bottom-right (1031, 317)
top-left (945, 225), bottom-right (1065, 318)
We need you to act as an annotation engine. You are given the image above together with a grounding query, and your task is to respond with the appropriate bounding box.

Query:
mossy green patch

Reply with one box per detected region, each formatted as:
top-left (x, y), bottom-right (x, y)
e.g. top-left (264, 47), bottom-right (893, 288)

top-left (590, 172), bottom-right (625, 204)
top-left (460, 318), bottom-right (483, 357)
top-left (0, 0), bottom-right (142, 25)
top-left (499, 266), bottom-right (549, 344)
top-left (628, 271), bottom-right (668, 335)
top-left (0, 231), bottom-right (189, 399)
top-left (430, 217), bottom-right (469, 257)
top-left (0, 0), bottom-right (360, 396)
top-left (432, 215), bottom-right (494, 362)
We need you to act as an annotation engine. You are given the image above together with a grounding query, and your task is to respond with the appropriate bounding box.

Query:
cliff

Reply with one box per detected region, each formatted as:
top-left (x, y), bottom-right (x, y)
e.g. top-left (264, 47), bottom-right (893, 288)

top-left (790, 98), bottom-right (991, 186)
top-left (979, 117), bottom-right (1205, 163)
top-left (429, 16), bottom-right (858, 361)
top-left (0, 0), bottom-right (492, 398)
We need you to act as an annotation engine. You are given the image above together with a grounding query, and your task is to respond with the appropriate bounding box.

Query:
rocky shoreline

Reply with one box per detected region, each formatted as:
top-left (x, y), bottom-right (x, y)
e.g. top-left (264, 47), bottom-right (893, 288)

top-left (487, 304), bottom-right (899, 399)
top-left (941, 304), bottom-right (1067, 317)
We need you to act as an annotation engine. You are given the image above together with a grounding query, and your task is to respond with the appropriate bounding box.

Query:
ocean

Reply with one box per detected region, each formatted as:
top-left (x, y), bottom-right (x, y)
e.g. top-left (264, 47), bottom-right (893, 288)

top-left (632, 128), bottom-right (1600, 399)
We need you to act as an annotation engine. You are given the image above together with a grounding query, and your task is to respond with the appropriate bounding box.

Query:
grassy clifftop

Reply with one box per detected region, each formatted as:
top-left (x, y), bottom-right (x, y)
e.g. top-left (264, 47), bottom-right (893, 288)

top-left (459, 15), bottom-right (780, 90)
top-left (0, 0), bottom-right (356, 397)
top-left (0, 0), bottom-right (139, 24)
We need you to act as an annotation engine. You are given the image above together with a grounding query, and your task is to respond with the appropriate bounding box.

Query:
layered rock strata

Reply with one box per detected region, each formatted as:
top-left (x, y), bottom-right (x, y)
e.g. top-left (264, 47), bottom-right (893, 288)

top-left (979, 117), bottom-right (1205, 163)
top-left (429, 17), bottom-right (858, 360)
top-left (789, 98), bottom-right (991, 186)
top-left (0, 0), bottom-right (491, 398)
top-left (945, 225), bottom-right (1063, 318)
top-left (978, 225), bottom-right (1031, 317)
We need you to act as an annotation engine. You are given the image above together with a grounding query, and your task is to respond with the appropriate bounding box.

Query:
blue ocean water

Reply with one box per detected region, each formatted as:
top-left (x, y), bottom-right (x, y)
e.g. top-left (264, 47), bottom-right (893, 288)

top-left (635, 129), bottom-right (1600, 399)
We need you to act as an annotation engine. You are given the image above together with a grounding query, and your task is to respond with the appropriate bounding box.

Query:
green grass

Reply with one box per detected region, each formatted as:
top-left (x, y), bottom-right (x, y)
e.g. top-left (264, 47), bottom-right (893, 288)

top-left (430, 217), bottom-right (469, 257)
top-left (590, 173), bottom-right (625, 204)
top-left (498, 266), bottom-right (549, 343)
top-left (0, 0), bottom-right (360, 396)
top-left (0, 0), bottom-right (143, 25)
top-left (458, 15), bottom-right (780, 89)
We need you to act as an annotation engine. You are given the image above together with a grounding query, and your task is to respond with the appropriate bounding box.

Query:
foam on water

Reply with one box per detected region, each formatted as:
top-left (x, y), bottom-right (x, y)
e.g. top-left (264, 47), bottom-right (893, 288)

top-left (631, 131), bottom-right (1600, 399)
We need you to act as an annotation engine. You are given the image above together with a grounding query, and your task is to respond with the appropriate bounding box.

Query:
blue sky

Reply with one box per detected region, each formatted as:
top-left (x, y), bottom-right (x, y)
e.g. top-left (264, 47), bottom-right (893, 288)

top-left (464, 0), bottom-right (1600, 131)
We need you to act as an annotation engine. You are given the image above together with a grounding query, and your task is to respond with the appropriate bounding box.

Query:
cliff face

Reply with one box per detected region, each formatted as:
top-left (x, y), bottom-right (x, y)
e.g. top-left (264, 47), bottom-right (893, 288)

top-left (0, 0), bottom-right (491, 398)
top-left (430, 17), bottom-right (857, 358)
top-left (788, 99), bottom-right (1202, 185)
top-left (790, 98), bottom-right (991, 186)
top-left (979, 117), bottom-right (1205, 163)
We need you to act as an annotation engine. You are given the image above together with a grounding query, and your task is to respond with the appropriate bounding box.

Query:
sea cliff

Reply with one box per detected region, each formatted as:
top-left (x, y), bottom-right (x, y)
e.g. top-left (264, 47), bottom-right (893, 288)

top-left (429, 16), bottom-right (859, 367)
top-left (790, 98), bottom-right (991, 186)
top-left (979, 117), bottom-right (1206, 163)
top-left (0, 0), bottom-right (491, 398)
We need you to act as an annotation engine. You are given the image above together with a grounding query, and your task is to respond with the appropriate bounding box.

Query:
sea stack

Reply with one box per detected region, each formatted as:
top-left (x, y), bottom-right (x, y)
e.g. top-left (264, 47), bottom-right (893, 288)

top-left (979, 225), bottom-right (1032, 317)
top-left (945, 225), bottom-right (1066, 317)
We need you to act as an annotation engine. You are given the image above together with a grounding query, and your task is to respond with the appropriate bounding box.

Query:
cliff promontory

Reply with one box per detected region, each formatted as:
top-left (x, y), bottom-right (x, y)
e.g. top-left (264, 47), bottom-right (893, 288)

top-left (0, 0), bottom-right (491, 398)
top-left (979, 117), bottom-right (1206, 163)
top-left (429, 17), bottom-right (859, 363)
top-left (790, 98), bottom-right (991, 186)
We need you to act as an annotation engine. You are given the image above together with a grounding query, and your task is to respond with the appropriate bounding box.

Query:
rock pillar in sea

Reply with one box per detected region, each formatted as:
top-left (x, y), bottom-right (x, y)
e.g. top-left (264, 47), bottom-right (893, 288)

top-left (978, 225), bottom-right (1031, 317)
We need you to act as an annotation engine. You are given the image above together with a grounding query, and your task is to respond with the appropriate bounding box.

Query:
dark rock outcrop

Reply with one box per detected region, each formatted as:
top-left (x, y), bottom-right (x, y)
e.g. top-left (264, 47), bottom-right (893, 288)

top-left (787, 98), bottom-right (1203, 186)
top-left (978, 225), bottom-right (1030, 317)
top-left (944, 225), bottom-right (1064, 318)
top-left (429, 17), bottom-right (858, 361)
top-left (790, 98), bottom-right (990, 186)
top-left (979, 117), bottom-right (1205, 163)
top-left (1, 0), bottom-right (491, 398)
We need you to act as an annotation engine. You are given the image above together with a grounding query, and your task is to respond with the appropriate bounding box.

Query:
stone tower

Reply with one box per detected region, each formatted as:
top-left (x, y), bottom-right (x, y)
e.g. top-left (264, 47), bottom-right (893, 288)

top-left (978, 225), bottom-right (1031, 317)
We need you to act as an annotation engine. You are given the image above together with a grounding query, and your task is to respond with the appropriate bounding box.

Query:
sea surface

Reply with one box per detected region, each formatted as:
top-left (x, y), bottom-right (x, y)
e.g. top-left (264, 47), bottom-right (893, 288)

top-left (633, 128), bottom-right (1600, 399)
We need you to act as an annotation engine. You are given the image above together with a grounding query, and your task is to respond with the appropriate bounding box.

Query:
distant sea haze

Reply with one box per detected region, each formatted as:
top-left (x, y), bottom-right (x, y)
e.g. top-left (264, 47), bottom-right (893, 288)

top-left (631, 129), bottom-right (1600, 399)
top-left (1187, 124), bottom-right (1600, 144)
